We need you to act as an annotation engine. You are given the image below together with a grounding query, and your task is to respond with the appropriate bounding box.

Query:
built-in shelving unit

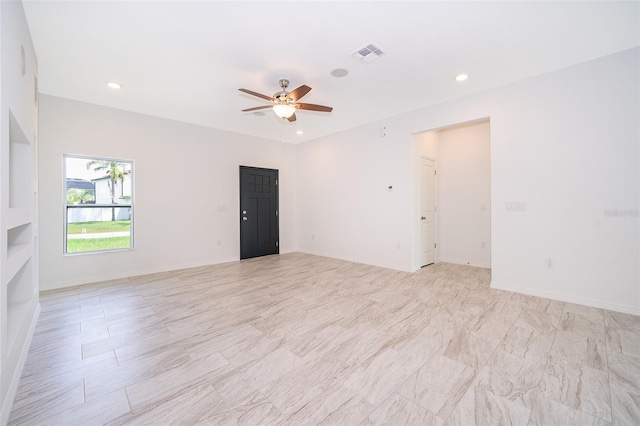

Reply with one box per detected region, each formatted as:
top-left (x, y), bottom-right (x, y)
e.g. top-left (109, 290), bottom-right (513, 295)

top-left (1, 2), bottom-right (40, 422)
top-left (3, 113), bottom-right (38, 357)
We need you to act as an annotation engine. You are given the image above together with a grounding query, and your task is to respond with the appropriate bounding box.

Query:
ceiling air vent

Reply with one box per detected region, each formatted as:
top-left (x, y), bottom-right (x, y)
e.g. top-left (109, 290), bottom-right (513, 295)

top-left (351, 43), bottom-right (385, 64)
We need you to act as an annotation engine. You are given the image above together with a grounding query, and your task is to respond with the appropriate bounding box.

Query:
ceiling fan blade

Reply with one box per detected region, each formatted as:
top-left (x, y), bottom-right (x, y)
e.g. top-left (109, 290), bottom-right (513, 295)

top-left (241, 105), bottom-right (273, 112)
top-left (287, 113), bottom-right (297, 122)
top-left (296, 103), bottom-right (333, 113)
top-left (238, 88), bottom-right (274, 102)
top-left (287, 85), bottom-right (311, 101)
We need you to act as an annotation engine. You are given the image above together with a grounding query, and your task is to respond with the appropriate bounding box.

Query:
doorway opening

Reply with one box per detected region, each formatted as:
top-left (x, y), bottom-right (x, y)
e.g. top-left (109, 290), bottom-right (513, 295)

top-left (413, 119), bottom-right (491, 270)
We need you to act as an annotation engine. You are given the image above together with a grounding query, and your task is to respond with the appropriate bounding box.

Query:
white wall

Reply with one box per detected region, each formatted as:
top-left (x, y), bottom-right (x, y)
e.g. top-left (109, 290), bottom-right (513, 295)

top-left (298, 47), bottom-right (639, 314)
top-left (438, 122), bottom-right (491, 268)
top-left (295, 123), bottom-right (412, 271)
top-left (39, 95), bottom-right (297, 290)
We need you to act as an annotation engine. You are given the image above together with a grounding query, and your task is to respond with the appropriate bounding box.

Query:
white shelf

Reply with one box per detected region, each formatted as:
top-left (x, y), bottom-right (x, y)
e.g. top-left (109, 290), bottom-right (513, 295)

top-left (9, 121), bottom-right (32, 209)
top-left (5, 208), bottom-right (32, 230)
top-left (7, 300), bottom-right (31, 351)
top-left (6, 255), bottom-right (35, 353)
top-left (7, 242), bottom-right (30, 263)
top-left (6, 242), bottom-right (31, 280)
top-left (6, 223), bottom-right (32, 281)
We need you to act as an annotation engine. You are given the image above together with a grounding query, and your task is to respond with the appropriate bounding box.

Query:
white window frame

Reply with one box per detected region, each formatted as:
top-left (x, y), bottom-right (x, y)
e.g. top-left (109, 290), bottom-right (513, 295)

top-left (63, 154), bottom-right (135, 255)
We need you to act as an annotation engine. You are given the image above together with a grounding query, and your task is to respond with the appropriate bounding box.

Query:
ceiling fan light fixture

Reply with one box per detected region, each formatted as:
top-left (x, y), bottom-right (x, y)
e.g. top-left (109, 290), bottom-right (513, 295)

top-left (273, 103), bottom-right (297, 119)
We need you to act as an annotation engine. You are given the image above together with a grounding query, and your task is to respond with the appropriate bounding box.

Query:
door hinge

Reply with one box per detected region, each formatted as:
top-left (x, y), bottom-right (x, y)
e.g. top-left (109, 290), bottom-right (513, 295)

top-left (275, 210), bottom-right (278, 216)
top-left (434, 242), bottom-right (437, 248)
top-left (276, 179), bottom-right (278, 185)
top-left (434, 206), bottom-right (437, 212)
top-left (275, 241), bottom-right (279, 247)
top-left (434, 170), bottom-right (437, 175)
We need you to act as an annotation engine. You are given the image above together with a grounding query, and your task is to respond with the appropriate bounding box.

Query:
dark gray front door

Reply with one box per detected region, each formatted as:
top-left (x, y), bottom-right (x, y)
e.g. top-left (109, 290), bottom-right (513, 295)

top-left (239, 166), bottom-right (279, 259)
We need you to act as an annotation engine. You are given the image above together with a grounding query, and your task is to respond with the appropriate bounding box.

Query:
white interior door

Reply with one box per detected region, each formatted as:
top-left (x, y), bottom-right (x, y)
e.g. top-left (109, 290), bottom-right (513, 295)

top-left (420, 157), bottom-right (435, 266)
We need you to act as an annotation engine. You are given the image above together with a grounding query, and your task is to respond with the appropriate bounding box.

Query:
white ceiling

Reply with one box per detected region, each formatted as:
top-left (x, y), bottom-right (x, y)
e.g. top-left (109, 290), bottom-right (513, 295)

top-left (22, 1), bottom-right (639, 144)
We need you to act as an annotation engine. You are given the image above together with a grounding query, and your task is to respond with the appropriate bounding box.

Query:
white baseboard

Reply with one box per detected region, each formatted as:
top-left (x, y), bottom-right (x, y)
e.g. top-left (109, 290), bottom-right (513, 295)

top-left (298, 249), bottom-right (413, 272)
top-left (491, 281), bottom-right (640, 316)
top-left (40, 250), bottom-right (301, 292)
top-left (439, 257), bottom-right (491, 269)
top-left (1, 303), bottom-right (41, 426)
top-left (40, 257), bottom-right (239, 292)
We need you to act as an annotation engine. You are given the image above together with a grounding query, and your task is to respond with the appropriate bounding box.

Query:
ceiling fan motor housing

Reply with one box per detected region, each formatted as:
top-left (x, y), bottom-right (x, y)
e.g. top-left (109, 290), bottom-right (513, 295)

top-left (278, 79), bottom-right (290, 89)
top-left (275, 79), bottom-right (291, 99)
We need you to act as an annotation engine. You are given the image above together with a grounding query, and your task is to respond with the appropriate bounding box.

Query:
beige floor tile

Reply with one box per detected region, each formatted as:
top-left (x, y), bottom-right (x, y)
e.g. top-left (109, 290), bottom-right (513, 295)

top-left (500, 321), bottom-right (555, 363)
top-left (84, 346), bottom-right (193, 401)
top-left (440, 328), bottom-right (501, 370)
top-left (604, 310), bottom-right (640, 331)
top-left (44, 389), bottom-right (131, 426)
top-left (442, 348), bottom-right (544, 425)
top-left (120, 383), bottom-right (228, 425)
top-left (521, 297), bottom-right (565, 322)
top-left (283, 382), bottom-right (373, 425)
top-left (17, 351), bottom-right (117, 398)
top-left (539, 359), bottom-right (611, 422)
top-left (125, 353), bottom-right (230, 413)
top-left (8, 254), bottom-right (640, 425)
top-left (563, 303), bottom-right (605, 323)
top-left (609, 375), bottom-right (640, 426)
top-left (606, 326), bottom-right (640, 358)
top-left (549, 330), bottom-right (607, 371)
top-left (261, 360), bottom-right (345, 416)
top-left (362, 392), bottom-right (443, 426)
top-left (608, 351), bottom-right (640, 426)
top-left (608, 350), bottom-right (640, 389)
top-left (474, 348), bottom-right (545, 408)
top-left (9, 379), bottom-right (85, 425)
top-left (321, 324), bottom-right (392, 369)
top-left (202, 391), bottom-right (285, 425)
top-left (398, 353), bottom-right (475, 419)
top-left (444, 389), bottom-right (532, 426)
top-left (343, 347), bottom-right (422, 406)
top-left (559, 311), bottom-right (606, 340)
top-left (529, 395), bottom-right (611, 426)
top-left (214, 347), bottom-right (304, 405)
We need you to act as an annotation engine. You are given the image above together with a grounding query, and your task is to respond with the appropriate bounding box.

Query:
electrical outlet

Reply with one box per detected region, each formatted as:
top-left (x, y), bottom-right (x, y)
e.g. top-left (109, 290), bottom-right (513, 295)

top-left (545, 258), bottom-right (554, 269)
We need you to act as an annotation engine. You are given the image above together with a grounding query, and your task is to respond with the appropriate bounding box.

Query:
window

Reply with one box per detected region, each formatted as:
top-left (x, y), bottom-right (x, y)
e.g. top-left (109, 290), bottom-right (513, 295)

top-left (64, 155), bottom-right (134, 254)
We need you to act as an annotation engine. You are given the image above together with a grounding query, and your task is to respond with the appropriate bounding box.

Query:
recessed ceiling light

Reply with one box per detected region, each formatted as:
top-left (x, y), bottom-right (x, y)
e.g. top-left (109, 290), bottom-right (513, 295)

top-left (106, 81), bottom-right (122, 89)
top-left (455, 74), bottom-right (468, 82)
top-left (331, 68), bottom-right (349, 78)
top-left (296, 130), bottom-right (303, 135)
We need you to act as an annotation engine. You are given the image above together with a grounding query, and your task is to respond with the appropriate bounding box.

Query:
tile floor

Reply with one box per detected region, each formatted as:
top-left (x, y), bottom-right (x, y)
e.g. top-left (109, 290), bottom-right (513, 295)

top-left (8, 253), bottom-right (640, 425)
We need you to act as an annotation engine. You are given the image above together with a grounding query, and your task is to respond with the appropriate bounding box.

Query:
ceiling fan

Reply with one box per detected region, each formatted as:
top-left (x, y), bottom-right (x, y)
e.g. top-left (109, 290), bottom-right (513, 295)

top-left (239, 79), bottom-right (333, 122)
